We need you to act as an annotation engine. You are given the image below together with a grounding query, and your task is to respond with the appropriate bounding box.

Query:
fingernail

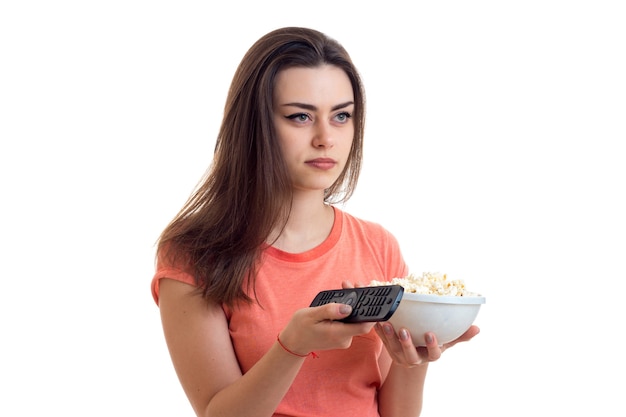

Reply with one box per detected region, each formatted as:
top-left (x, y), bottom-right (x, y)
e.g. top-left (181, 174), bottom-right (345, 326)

top-left (425, 333), bottom-right (433, 344)
top-left (400, 329), bottom-right (409, 341)
top-left (383, 323), bottom-right (393, 335)
top-left (340, 304), bottom-right (352, 314)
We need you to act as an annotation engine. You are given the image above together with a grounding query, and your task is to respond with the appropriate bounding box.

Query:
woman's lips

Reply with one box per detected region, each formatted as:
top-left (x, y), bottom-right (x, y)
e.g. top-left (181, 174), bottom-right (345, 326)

top-left (305, 158), bottom-right (337, 170)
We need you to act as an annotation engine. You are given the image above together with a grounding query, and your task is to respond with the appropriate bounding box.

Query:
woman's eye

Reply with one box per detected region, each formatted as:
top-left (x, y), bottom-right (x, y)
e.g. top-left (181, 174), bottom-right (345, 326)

top-left (286, 113), bottom-right (311, 123)
top-left (335, 112), bottom-right (352, 123)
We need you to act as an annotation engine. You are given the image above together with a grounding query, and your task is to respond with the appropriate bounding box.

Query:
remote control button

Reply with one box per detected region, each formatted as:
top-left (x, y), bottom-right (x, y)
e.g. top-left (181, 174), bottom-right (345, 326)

top-left (342, 291), bottom-right (358, 307)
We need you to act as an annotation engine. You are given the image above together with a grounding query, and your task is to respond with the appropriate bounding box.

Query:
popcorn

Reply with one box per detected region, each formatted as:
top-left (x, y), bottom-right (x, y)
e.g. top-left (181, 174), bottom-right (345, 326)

top-left (370, 272), bottom-right (479, 297)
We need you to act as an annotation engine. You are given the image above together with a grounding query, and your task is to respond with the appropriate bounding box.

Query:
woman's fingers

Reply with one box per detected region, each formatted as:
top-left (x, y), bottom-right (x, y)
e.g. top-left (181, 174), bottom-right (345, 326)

top-left (376, 323), bottom-right (421, 367)
top-left (422, 332), bottom-right (442, 361)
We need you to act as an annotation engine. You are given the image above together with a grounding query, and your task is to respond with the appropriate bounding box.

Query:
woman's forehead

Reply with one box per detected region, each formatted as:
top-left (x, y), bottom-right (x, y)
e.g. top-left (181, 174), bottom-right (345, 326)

top-left (273, 65), bottom-right (354, 107)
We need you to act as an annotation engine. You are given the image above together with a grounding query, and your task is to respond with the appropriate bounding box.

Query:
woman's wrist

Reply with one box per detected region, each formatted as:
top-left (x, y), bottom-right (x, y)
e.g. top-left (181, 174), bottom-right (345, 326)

top-left (276, 333), bottom-right (319, 359)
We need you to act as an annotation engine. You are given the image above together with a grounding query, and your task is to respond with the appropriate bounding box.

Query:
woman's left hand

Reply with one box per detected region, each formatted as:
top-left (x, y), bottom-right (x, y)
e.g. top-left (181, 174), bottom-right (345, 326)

top-left (374, 322), bottom-right (480, 367)
top-left (341, 280), bottom-right (480, 367)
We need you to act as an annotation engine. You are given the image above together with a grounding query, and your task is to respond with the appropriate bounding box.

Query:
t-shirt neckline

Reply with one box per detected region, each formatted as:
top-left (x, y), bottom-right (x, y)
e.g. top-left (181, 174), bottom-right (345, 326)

top-left (264, 206), bottom-right (343, 262)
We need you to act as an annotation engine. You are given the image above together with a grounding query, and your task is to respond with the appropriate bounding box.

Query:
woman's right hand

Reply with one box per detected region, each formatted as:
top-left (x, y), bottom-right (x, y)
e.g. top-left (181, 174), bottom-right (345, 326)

top-left (278, 300), bottom-right (377, 357)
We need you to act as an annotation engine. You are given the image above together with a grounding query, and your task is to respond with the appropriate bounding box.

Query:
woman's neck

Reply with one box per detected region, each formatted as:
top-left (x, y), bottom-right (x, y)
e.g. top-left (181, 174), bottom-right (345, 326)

top-left (269, 192), bottom-right (335, 253)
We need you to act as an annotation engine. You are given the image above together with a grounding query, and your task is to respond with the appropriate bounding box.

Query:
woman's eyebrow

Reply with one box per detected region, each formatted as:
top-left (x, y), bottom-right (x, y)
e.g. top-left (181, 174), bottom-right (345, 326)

top-left (281, 101), bottom-right (355, 111)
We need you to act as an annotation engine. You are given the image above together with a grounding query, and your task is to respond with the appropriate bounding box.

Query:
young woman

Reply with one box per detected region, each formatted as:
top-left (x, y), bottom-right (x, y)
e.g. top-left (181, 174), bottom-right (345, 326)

top-left (151, 26), bottom-right (479, 417)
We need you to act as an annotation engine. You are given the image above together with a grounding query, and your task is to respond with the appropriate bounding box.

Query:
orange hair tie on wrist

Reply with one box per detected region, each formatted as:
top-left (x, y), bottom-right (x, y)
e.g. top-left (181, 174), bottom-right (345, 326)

top-left (276, 334), bottom-right (319, 359)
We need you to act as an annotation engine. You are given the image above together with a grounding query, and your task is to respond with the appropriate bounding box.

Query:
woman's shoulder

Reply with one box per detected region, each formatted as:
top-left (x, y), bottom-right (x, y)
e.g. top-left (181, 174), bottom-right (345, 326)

top-left (336, 207), bottom-right (398, 242)
top-left (151, 242), bottom-right (197, 305)
top-left (334, 206), bottom-right (408, 278)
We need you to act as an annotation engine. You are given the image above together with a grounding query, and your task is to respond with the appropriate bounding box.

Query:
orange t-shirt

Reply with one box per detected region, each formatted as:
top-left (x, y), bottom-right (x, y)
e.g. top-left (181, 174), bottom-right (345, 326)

top-left (151, 207), bottom-right (408, 417)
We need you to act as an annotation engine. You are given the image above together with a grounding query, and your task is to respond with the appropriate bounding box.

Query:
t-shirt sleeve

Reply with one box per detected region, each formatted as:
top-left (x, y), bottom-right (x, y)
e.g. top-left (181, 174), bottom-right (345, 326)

top-left (381, 226), bottom-right (409, 280)
top-left (343, 210), bottom-right (409, 281)
top-left (150, 251), bottom-right (197, 306)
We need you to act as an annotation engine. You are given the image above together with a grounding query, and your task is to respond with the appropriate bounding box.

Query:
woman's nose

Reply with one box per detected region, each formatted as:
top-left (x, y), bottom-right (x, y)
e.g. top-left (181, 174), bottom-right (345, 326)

top-left (312, 121), bottom-right (334, 148)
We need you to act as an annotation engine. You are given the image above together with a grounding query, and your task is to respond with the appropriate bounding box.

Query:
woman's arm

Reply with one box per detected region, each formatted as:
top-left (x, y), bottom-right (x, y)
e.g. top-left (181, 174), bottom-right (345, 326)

top-left (158, 278), bottom-right (375, 417)
top-left (378, 362), bottom-right (428, 417)
top-left (376, 323), bottom-right (480, 417)
top-left (159, 278), bottom-right (304, 417)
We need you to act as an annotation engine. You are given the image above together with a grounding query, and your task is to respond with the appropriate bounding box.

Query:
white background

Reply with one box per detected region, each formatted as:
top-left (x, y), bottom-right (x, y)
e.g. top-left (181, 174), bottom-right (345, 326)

top-left (1, 1), bottom-right (624, 416)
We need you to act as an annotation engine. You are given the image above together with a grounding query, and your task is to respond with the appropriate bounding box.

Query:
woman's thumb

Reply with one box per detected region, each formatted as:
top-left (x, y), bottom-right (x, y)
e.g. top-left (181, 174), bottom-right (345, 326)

top-left (332, 303), bottom-right (353, 319)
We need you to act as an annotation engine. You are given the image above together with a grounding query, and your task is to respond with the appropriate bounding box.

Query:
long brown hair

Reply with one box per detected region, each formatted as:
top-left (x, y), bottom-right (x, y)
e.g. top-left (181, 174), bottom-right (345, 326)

top-left (157, 27), bottom-right (366, 307)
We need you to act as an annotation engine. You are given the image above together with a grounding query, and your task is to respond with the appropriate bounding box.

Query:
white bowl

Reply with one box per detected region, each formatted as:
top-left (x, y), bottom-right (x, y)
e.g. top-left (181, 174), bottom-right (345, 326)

top-left (388, 292), bottom-right (486, 346)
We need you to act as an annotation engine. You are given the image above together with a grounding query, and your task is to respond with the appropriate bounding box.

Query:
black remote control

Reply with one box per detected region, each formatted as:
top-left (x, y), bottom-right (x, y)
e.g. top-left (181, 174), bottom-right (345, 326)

top-left (309, 285), bottom-right (404, 323)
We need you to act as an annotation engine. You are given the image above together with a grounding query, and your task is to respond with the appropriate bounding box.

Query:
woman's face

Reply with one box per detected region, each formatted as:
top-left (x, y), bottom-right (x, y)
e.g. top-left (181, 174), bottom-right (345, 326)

top-left (273, 64), bottom-right (355, 194)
